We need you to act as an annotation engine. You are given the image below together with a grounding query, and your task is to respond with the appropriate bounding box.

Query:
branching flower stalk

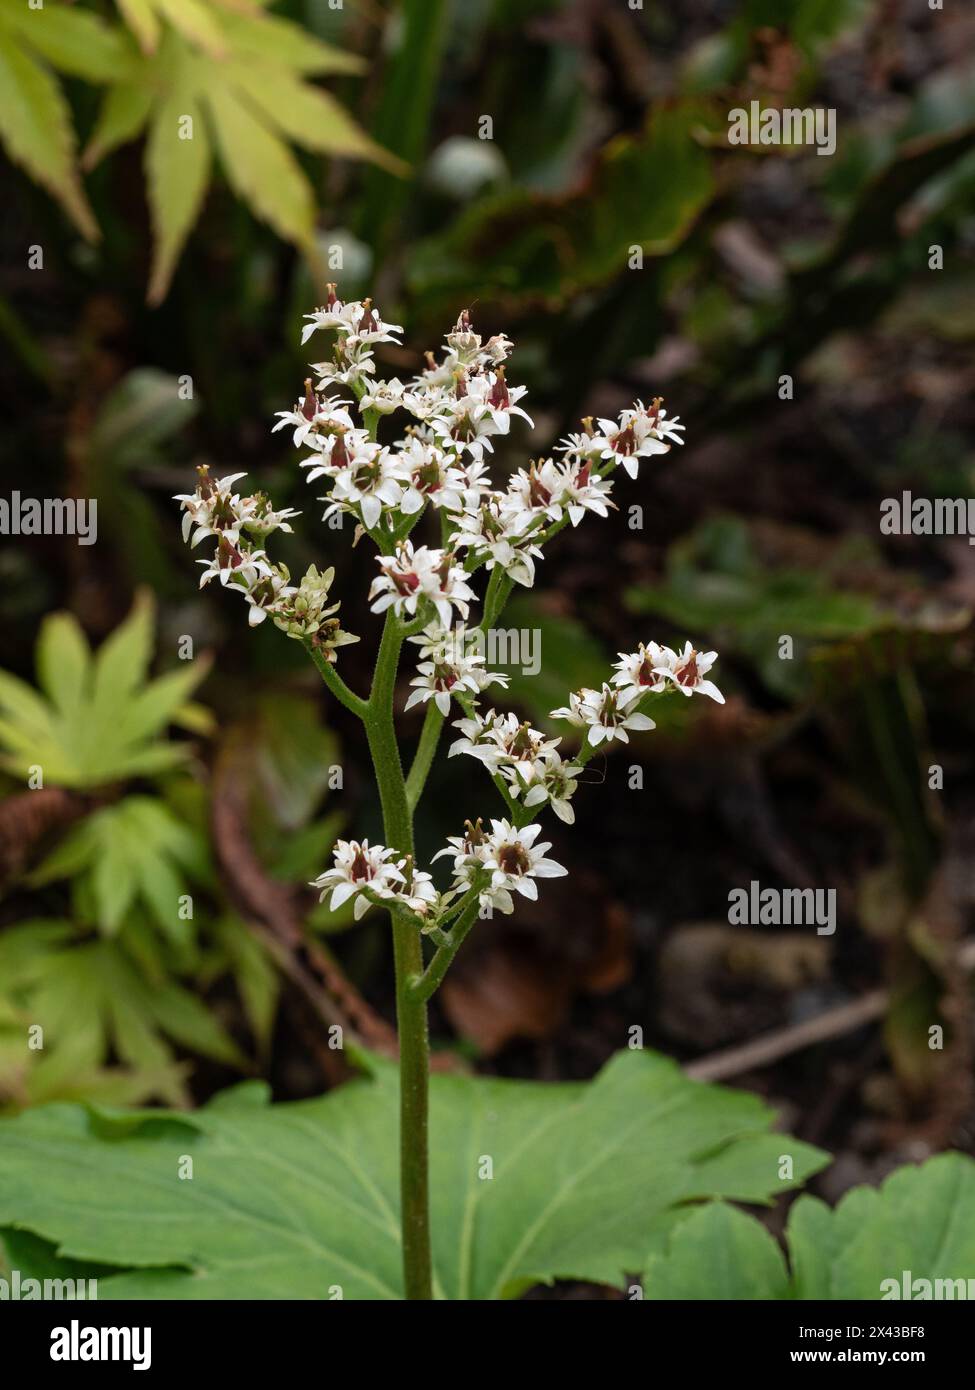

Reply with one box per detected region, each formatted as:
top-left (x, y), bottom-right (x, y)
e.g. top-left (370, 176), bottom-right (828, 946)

top-left (176, 289), bottom-right (723, 1300)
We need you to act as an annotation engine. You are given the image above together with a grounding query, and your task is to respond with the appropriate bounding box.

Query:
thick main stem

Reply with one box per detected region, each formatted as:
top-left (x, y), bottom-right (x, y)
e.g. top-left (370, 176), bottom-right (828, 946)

top-left (366, 612), bottom-right (433, 1300)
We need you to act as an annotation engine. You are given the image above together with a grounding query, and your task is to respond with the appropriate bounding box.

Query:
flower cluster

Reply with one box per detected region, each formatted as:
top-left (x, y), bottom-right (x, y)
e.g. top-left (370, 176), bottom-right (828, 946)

top-left (406, 625), bottom-right (509, 716)
top-left (175, 466), bottom-right (358, 658)
top-left (179, 288), bottom-right (720, 937)
top-left (550, 643), bottom-right (724, 745)
top-left (433, 818), bottom-right (567, 917)
top-left (277, 290), bottom-right (684, 603)
top-left (612, 641), bottom-right (724, 705)
top-left (369, 541), bottom-right (476, 628)
top-left (312, 841), bottom-right (440, 922)
top-left (549, 685), bottom-right (656, 747)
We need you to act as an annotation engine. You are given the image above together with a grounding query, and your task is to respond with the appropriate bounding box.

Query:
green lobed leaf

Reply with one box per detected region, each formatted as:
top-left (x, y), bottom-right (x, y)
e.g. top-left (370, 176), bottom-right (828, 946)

top-left (0, 0), bottom-right (392, 295)
top-left (788, 1154), bottom-right (975, 1299)
top-left (642, 1201), bottom-right (790, 1300)
top-left (641, 1154), bottom-right (975, 1300)
top-left (83, 81), bottom-right (155, 170)
top-left (0, 1049), bottom-right (826, 1299)
top-left (0, 671), bottom-right (54, 737)
top-left (152, 0), bottom-right (226, 58)
top-left (225, 58), bottom-right (405, 172)
top-left (215, 8), bottom-right (364, 76)
top-left (115, 663), bottom-right (210, 753)
top-left (145, 48), bottom-right (211, 305)
top-left (205, 78), bottom-right (314, 251)
top-left (31, 796), bottom-right (204, 947)
top-left (0, 594), bottom-right (208, 789)
top-left (1, 2), bottom-right (136, 84)
top-left (114, 0), bottom-right (162, 55)
top-left (35, 614), bottom-right (91, 720)
top-left (88, 592), bottom-right (159, 763)
top-left (13, 937), bottom-right (246, 1105)
top-left (0, 35), bottom-right (98, 240)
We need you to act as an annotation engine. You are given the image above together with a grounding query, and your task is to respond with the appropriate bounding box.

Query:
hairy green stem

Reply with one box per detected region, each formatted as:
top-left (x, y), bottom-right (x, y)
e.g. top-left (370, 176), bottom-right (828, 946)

top-left (413, 893), bottom-right (482, 1003)
top-left (302, 638), bottom-right (369, 719)
top-left (364, 611), bottom-right (432, 1300)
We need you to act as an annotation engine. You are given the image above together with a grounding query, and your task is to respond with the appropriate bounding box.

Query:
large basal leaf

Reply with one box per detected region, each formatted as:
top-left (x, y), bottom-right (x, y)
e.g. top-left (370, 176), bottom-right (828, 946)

top-left (788, 1153), bottom-right (975, 1299)
top-left (641, 1153), bottom-right (975, 1299)
top-left (0, 1050), bottom-right (826, 1299)
top-left (642, 1200), bottom-right (790, 1299)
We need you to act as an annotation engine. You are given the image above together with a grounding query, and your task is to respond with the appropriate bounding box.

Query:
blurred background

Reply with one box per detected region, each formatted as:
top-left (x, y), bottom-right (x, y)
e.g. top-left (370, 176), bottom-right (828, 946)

top-left (1, 0), bottom-right (974, 1225)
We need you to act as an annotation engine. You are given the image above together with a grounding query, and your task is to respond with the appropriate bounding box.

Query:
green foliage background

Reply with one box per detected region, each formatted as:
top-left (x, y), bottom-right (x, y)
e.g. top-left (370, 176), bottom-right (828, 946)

top-left (1, 0), bottom-right (974, 1299)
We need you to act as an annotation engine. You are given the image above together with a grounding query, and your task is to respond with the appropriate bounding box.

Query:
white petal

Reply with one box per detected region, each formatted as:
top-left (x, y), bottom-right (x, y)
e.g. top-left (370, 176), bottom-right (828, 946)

top-left (625, 713), bottom-right (656, 730)
top-left (532, 859), bottom-right (567, 878)
top-left (330, 881), bottom-right (357, 910)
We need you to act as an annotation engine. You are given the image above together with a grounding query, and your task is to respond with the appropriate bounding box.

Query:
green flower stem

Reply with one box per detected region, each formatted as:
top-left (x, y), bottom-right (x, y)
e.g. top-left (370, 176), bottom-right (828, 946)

top-left (361, 404), bottom-right (382, 440)
top-left (481, 564), bottom-right (502, 623)
top-left (400, 610), bottom-right (431, 638)
top-left (302, 639), bottom-right (369, 719)
top-left (489, 770), bottom-right (520, 818)
top-left (406, 702), bottom-right (445, 812)
top-left (482, 569), bottom-right (514, 632)
top-left (413, 894), bottom-right (481, 1003)
top-left (393, 506), bottom-right (428, 545)
top-left (363, 609), bottom-right (433, 1301)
